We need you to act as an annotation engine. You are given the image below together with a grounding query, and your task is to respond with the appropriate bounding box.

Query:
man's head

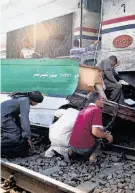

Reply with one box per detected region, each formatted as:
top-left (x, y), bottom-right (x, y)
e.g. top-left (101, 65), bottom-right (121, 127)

top-left (87, 91), bottom-right (103, 108)
top-left (73, 39), bottom-right (79, 48)
top-left (28, 91), bottom-right (43, 106)
top-left (22, 38), bottom-right (31, 48)
top-left (109, 55), bottom-right (118, 67)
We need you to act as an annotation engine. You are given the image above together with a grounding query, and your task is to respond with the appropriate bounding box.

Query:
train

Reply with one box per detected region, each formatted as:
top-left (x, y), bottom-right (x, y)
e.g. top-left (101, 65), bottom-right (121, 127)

top-left (0, 0), bottom-right (135, 127)
top-left (100, 0), bottom-right (135, 88)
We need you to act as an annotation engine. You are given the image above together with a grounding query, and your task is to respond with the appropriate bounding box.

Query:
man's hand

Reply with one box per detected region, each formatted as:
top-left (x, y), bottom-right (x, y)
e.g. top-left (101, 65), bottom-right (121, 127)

top-left (94, 40), bottom-right (99, 45)
top-left (114, 61), bottom-right (120, 67)
top-left (28, 139), bottom-right (33, 148)
top-left (106, 133), bottom-right (113, 143)
top-left (92, 127), bottom-right (113, 143)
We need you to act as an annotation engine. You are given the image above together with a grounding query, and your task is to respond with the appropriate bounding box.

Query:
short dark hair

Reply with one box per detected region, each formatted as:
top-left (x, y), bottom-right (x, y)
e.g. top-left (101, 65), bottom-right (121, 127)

top-left (87, 91), bottom-right (101, 103)
top-left (73, 39), bottom-right (79, 47)
top-left (10, 91), bottom-right (43, 103)
top-left (109, 55), bottom-right (117, 63)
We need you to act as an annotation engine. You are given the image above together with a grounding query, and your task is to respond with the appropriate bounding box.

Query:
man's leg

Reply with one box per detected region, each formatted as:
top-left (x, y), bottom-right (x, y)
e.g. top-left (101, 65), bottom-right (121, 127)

top-left (107, 83), bottom-right (125, 104)
top-left (95, 83), bottom-right (107, 100)
top-left (14, 141), bottom-right (30, 157)
top-left (89, 140), bottom-right (101, 162)
top-left (1, 119), bottom-right (22, 146)
top-left (1, 141), bottom-right (30, 158)
top-left (69, 142), bottom-right (100, 161)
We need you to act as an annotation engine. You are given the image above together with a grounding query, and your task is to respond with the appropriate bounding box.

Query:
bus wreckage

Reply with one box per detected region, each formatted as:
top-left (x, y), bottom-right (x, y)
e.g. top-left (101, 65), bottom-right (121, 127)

top-left (1, 57), bottom-right (135, 128)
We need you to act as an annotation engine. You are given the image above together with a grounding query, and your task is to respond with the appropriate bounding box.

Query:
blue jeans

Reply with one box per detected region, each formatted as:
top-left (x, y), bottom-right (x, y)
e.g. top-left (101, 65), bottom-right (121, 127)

top-left (70, 141), bottom-right (99, 160)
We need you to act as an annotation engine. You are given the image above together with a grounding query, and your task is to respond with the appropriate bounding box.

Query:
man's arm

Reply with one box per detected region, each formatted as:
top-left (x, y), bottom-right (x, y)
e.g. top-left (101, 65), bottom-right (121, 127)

top-left (91, 108), bottom-right (113, 143)
top-left (97, 59), bottom-right (119, 84)
top-left (112, 68), bottom-right (121, 81)
top-left (92, 127), bottom-right (113, 143)
top-left (19, 98), bottom-right (31, 140)
top-left (103, 59), bottom-right (119, 84)
top-left (86, 40), bottom-right (99, 52)
top-left (20, 50), bottom-right (24, 58)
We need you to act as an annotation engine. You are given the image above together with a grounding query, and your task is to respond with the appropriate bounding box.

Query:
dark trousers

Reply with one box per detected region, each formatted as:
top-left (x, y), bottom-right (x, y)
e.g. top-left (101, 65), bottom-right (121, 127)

top-left (105, 82), bottom-right (125, 105)
top-left (70, 141), bottom-right (100, 161)
top-left (1, 118), bottom-right (22, 146)
top-left (1, 141), bottom-right (30, 158)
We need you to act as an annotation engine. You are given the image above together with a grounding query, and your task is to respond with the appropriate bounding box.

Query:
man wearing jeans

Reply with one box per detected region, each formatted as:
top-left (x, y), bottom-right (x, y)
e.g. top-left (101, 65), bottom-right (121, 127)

top-left (69, 91), bottom-right (113, 162)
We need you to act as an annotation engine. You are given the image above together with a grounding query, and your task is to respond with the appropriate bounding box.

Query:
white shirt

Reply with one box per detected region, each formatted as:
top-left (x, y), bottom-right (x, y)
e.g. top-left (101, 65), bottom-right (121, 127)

top-left (20, 47), bottom-right (35, 58)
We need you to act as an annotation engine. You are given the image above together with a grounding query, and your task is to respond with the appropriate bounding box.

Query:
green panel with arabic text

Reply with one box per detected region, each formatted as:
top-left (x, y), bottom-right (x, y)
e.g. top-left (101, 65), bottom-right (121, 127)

top-left (1, 58), bottom-right (79, 97)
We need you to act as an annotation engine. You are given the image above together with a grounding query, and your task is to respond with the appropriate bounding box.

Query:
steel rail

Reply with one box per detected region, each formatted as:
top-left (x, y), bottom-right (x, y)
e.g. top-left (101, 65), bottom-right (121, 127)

top-left (112, 144), bottom-right (135, 151)
top-left (102, 150), bottom-right (135, 161)
top-left (1, 160), bottom-right (87, 193)
top-left (102, 143), bottom-right (135, 160)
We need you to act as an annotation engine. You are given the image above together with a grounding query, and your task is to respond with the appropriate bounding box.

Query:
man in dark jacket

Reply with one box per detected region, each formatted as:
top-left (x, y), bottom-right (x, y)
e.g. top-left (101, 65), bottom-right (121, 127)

top-left (1, 91), bottom-right (43, 158)
top-left (96, 56), bottom-right (125, 104)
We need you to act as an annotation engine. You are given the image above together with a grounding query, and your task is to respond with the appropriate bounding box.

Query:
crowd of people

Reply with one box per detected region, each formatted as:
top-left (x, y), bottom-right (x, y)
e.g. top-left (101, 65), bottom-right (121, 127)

top-left (1, 38), bottom-right (126, 162)
top-left (1, 90), bottom-right (113, 163)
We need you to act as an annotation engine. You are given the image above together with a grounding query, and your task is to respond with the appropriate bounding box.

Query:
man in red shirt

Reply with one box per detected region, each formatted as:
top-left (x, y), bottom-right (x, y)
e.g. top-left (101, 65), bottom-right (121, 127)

top-left (69, 91), bottom-right (113, 162)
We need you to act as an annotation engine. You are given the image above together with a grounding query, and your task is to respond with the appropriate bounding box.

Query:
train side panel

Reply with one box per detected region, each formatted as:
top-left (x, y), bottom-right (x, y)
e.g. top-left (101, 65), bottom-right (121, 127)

top-left (73, 8), bottom-right (101, 47)
top-left (101, 0), bottom-right (135, 72)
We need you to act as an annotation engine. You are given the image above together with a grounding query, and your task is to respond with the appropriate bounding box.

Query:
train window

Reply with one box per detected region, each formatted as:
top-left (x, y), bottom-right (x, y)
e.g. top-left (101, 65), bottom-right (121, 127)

top-left (85, 0), bottom-right (101, 13)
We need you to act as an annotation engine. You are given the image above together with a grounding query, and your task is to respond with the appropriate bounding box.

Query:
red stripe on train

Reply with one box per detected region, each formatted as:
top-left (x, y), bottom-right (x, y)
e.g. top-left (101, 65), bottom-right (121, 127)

top-left (102, 14), bottom-right (135, 25)
top-left (74, 27), bottom-right (99, 33)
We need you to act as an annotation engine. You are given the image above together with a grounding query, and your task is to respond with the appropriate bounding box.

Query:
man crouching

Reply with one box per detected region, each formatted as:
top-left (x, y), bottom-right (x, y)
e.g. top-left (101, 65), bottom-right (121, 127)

top-left (69, 91), bottom-right (113, 163)
top-left (45, 108), bottom-right (79, 158)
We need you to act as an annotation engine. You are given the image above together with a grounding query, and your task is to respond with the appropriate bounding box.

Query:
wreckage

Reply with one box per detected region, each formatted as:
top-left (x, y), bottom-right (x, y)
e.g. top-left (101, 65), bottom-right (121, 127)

top-left (1, 58), bottom-right (135, 128)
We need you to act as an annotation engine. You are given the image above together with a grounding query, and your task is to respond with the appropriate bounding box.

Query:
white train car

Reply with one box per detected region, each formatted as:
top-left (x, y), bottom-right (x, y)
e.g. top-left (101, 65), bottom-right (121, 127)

top-left (73, 1), bottom-right (101, 47)
top-left (101, 0), bottom-right (135, 86)
top-left (0, 0), bottom-right (101, 127)
top-left (0, 0), bottom-right (101, 58)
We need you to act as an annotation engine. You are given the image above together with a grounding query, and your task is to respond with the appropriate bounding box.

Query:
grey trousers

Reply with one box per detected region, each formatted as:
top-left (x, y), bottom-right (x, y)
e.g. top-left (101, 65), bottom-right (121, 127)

top-left (105, 82), bottom-right (125, 105)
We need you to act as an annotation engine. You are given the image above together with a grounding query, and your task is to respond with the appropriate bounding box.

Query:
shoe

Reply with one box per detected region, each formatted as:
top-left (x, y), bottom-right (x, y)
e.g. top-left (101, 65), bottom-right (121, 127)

top-left (68, 149), bottom-right (73, 160)
top-left (68, 149), bottom-right (77, 162)
top-left (51, 150), bottom-right (64, 159)
top-left (89, 153), bottom-right (97, 163)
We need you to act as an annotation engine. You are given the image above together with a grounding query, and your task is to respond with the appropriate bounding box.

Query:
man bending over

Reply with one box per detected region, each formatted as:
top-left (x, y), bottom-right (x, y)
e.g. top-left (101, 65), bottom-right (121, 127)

top-left (69, 91), bottom-right (113, 162)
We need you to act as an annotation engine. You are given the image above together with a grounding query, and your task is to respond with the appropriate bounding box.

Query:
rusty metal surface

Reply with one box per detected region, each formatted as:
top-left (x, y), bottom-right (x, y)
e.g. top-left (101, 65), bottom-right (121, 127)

top-left (68, 92), bottom-right (135, 122)
top-left (1, 161), bottom-right (87, 193)
top-left (103, 100), bottom-right (135, 122)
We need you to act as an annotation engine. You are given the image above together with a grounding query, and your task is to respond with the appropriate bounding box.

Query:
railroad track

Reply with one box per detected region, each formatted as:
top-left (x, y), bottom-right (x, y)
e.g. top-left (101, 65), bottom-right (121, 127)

top-left (102, 143), bottom-right (135, 161)
top-left (1, 146), bottom-right (135, 193)
top-left (1, 132), bottom-right (135, 193)
top-left (1, 160), bottom-right (96, 193)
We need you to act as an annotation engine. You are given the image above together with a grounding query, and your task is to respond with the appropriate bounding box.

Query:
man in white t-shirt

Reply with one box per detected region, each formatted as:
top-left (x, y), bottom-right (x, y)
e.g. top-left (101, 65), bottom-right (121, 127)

top-left (20, 38), bottom-right (35, 59)
top-left (45, 108), bottom-right (79, 157)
